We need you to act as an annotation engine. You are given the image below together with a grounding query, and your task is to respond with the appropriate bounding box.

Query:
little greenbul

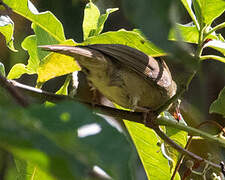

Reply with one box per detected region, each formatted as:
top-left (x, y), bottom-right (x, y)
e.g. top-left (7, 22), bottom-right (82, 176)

top-left (40, 44), bottom-right (177, 115)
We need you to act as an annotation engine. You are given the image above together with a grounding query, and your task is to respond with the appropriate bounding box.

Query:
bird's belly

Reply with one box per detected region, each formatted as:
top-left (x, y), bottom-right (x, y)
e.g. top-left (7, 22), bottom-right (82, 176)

top-left (87, 67), bottom-right (170, 110)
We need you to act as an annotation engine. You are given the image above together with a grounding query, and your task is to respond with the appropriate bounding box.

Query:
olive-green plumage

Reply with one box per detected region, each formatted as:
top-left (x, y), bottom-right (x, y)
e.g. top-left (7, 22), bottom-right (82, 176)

top-left (40, 44), bottom-right (177, 111)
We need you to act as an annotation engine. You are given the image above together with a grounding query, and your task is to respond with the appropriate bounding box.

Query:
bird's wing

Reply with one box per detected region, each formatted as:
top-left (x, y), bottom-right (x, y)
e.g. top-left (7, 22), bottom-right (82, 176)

top-left (84, 44), bottom-right (172, 89)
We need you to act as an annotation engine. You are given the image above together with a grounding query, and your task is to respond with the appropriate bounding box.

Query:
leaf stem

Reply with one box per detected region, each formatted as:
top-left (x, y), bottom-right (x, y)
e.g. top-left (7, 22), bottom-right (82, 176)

top-left (205, 22), bottom-right (225, 39)
top-left (200, 55), bottom-right (225, 63)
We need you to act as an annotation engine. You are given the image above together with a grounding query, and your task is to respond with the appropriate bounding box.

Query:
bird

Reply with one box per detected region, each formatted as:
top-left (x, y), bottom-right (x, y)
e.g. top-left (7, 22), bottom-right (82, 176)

top-left (40, 44), bottom-right (177, 113)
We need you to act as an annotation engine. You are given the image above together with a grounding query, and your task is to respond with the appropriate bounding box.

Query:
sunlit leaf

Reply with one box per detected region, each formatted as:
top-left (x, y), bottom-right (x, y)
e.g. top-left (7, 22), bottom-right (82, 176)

top-left (83, 29), bottom-right (165, 57)
top-left (56, 75), bottom-right (71, 95)
top-left (95, 8), bottom-right (119, 35)
top-left (37, 40), bottom-right (80, 83)
top-left (0, 15), bottom-right (17, 51)
top-left (180, 0), bottom-right (199, 30)
top-left (163, 112), bottom-right (187, 179)
top-left (82, 1), bottom-right (118, 40)
top-left (7, 35), bottom-right (39, 79)
top-left (3, 0), bottom-right (65, 42)
top-left (204, 40), bottom-right (225, 56)
top-left (7, 63), bottom-right (33, 80)
top-left (15, 158), bottom-right (56, 180)
top-left (210, 86), bottom-right (225, 117)
top-left (0, 62), bottom-right (5, 76)
top-left (193, 0), bottom-right (225, 27)
top-left (125, 121), bottom-right (177, 180)
top-left (82, 1), bottom-right (100, 40)
top-left (169, 23), bottom-right (218, 44)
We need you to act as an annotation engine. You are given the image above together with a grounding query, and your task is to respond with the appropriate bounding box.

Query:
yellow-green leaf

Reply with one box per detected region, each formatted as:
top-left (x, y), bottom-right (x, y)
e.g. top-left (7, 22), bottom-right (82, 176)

top-left (3, 0), bottom-right (65, 42)
top-left (83, 29), bottom-right (165, 57)
top-left (37, 40), bottom-right (80, 83)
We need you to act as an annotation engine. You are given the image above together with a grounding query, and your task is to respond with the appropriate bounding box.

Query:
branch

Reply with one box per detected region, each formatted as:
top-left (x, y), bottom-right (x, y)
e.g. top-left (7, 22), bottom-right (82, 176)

top-left (0, 75), bottom-right (29, 107)
top-left (2, 77), bottom-right (225, 148)
top-left (153, 126), bottom-right (220, 169)
top-left (0, 76), bottom-right (223, 170)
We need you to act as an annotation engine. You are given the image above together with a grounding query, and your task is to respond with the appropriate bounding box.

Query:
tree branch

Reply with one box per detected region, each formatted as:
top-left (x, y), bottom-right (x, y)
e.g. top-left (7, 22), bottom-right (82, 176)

top-left (0, 75), bottom-right (223, 170)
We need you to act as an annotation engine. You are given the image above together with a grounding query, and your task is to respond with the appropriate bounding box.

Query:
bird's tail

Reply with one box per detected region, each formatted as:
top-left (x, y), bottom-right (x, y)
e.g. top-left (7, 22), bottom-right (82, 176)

top-left (39, 45), bottom-right (106, 62)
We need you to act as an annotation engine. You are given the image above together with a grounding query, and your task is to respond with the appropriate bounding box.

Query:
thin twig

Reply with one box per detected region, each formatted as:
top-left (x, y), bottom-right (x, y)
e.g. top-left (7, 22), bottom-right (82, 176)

top-left (153, 126), bottom-right (220, 169)
top-left (0, 75), bottom-right (29, 107)
top-left (171, 120), bottom-right (225, 179)
top-left (0, 78), bottom-right (223, 170)
top-left (2, 79), bottom-right (225, 148)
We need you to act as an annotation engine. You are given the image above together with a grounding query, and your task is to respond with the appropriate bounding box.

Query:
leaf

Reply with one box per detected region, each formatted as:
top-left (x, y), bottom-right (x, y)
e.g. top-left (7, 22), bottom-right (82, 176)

top-left (4, 0), bottom-right (65, 42)
top-left (6, 0), bottom-right (71, 80)
top-left (7, 35), bottom-right (39, 79)
top-left (210, 86), bottom-right (225, 117)
top-left (82, 1), bottom-right (100, 40)
top-left (0, 15), bottom-right (17, 51)
top-left (37, 40), bottom-right (80, 83)
top-left (180, 0), bottom-right (200, 30)
top-left (95, 8), bottom-right (119, 35)
top-left (7, 63), bottom-right (34, 80)
top-left (204, 40), bottom-right (225, 56)
top-left (15, 158), bottom-right (56, 180)
top-left (0, 62), bottom-right (5, 76)
top-left (8, 24), bottom-right (80, 82)
top-left (169, 23), bottom-right (218, 44)
top-left (169, 23), bottom-right (199, 44)
top-left (82, 1), bottom-right (118, 40)
top-left (0, 87), bottom-right (135, 180)
top-left (193, 0), bottom-right (225, 27)
top-left (56, 75), bottom-right (71, 95)
top-left (163, 112), bottom-right (187, 179)
top-left (83, 29), bottom-right (165, 57)
top-left (125, 121), bottom-right (176, 180)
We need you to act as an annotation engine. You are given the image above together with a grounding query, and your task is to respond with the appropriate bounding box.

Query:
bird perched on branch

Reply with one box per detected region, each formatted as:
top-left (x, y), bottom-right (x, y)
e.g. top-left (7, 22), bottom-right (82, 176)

top-left (40, 44), bottom-right (177, 113)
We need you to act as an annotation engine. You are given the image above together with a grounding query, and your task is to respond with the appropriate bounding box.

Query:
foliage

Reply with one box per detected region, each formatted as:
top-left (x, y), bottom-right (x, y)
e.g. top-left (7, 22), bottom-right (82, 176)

top-left (0, 0), bottom-right (225, 179)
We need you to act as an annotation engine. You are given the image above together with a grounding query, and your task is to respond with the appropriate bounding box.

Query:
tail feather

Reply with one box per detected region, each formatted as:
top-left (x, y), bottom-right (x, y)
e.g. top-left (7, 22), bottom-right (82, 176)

top-left (39, 45), bottom-right (105, 61)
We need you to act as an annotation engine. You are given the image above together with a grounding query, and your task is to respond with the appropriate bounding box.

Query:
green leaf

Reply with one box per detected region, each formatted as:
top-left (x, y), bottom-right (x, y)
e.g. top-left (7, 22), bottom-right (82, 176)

top-left (193, 0), bottom-right (225, 27)
top-left (204, 40), bottom-right (225, 56)
top-left (169, 23), bottom-right (199, 44)
top-left (37, 40), bottom-right (80, 83)
top-left (0, 62), bottom-right (5, 76)
top-left (95, 8), bottom-right (119, 35)
top-left (7, 63), bottom-right (34, 80)
top-left (15, 158), bottom-right (56, 180)
top-left (7, 35), bottom-right (39, 79)
top-left (6, 0), bottom-right (71, 81)
top-left (210, 86), bottom-right (225, 117)
top-left (82, 1), bottom-right (118, 40)
top-left (169, 23), bottom-right (219, 44)
top-left (3, 0), bottom-right (65, 42)
top-left (0, 15), bottom-right (17, 51)
top-left (83, 29), bottom-right (165, 57)
top-left (163, 112), bottom-right (187, 179)
top-left (180, 0), bottom-right (200, 30)
top-left (7, 20), bottom-right (80, 82)
top-left (125, 121), bottom-right (176, 180)
top-left (56, 75), bottom-right (71, 95)
top-left (0, 87), bottom-right (135, 180)
top-left (82, 1), bottom-right (100, 40)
